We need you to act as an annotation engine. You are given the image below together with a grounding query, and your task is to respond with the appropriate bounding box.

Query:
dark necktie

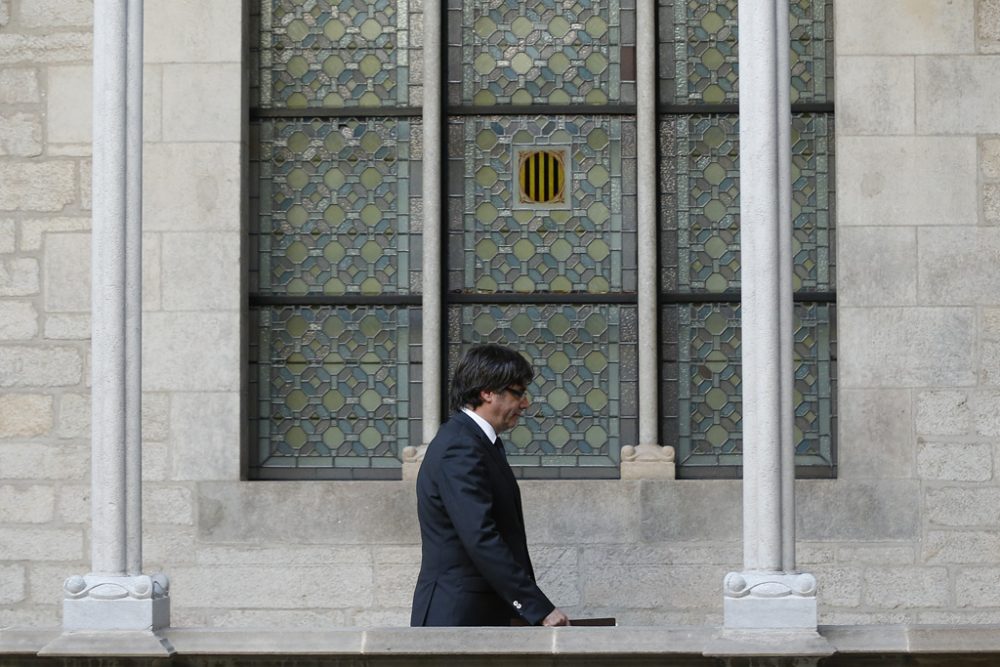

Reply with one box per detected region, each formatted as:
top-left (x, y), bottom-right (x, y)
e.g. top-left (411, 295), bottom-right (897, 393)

top-left (494, 437), bottom-right (507, 458)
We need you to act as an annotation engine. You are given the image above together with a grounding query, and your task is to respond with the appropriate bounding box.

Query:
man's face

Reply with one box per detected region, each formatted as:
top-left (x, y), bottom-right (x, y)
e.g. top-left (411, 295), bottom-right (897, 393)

top-left (478, 384), bottom-right (530, 433)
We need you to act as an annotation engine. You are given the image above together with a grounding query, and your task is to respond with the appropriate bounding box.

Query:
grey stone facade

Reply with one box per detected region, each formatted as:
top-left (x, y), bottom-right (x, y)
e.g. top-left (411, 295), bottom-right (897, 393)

top-left (2, 0), bottom-right (1000, 631)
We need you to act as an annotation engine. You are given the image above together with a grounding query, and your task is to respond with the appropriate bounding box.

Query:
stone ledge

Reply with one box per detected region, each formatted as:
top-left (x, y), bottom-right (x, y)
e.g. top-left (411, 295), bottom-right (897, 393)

top-left (4, 625), bottom-right (1000, 659)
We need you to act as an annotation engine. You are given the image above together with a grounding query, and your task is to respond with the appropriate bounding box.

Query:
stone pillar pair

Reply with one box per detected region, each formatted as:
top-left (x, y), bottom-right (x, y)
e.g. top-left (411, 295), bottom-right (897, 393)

top-left (43, 0), bottom-right (171, 656)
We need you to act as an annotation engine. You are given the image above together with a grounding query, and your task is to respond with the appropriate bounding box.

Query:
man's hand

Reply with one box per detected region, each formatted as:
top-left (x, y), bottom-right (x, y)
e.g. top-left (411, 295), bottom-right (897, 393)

top-left (541, 608), bottom-right (570, 626)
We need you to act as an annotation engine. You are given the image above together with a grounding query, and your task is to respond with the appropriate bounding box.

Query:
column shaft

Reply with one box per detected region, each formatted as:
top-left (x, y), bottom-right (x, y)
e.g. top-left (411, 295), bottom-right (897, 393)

top-left (421, 0), bottom-right (443, 445)
top-left (91, 0), bottom-right (129, 576)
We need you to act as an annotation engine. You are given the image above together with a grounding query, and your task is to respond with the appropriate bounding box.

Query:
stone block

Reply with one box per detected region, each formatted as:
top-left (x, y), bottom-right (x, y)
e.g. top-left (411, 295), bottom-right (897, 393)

top-left (0, 257), bottom-right (39, 296)
top-left (374, 562), bottom-right (422, 608)
top-left (924, 530), bottom-right (1000, 563)
top-left (530, 546), bottom-right (581, 607)
top-left (972, 390), bottom-right (1000, 435)
top-left (839, 137), bottom-right (977, 227)
top-left (143, 485), bottom-right (194, 525)
top-left (638, 480), bottom-right (741, 542)
top-left (43, 314), bottom-right (89, 340)
top-left (0, 485), bottom-right (55, 523)
top-left (168, 392), bottom-right (239, 480)
top-left (0, 393), bottom-right (52, 438)
top-left (918, 609), bottom-right (1000, 623)
top-left (0, 300), bottom-right (38, 339)
top-left (55, 393), bottom-right (88, 438)
top-left (0, 112), bottom-right (42, 157)
top-left (916, 390), bottom-right (971, 436)
top-left (982, 0), bottom-right (1000, 51)
top-left (56, 484), bottom-right (89, 524)
top-left (862, 567), bottom-right (950, 608)
top-left (19, 217), bottom-right (90, 251)
top-left (142, 232), bottom-right (161, 310)
top-left (198, 545), bottom-right (371, 567)
top-left (143, 312), bottom-right (239, 391)
top-left (837, 227), bottom-right (916, 306)
top-left (162, 64), bottom-right (242, 142)
top-left (197, 481), bottom-right (421, 544)
top-left (836, 55), bottom-right (917, 134)
top-left (44, 232), bottom-right (90, 312)
top-left (142, 526), bottom-right (198, 567)
top-left (917, 56), bottom-right (1000, 133)
top-left (796, 543), bottom-right (836, 565)
top-left (168, 565), bottom-right (374, 609)
top-left (161, 233), bottom-right (240, 311)
top-left (917, 440), bottom-right (993, 481)
top-left (0, 219), bottom-right (13, 253)
top-left (837, 389), bottom-right (913, 479)
top-left (0, 346), bottom-right (83, 387)
top-left (836, 545), bottom-right (915, 565)
top-left (955, 568), bottom-right (1000, 607)
top-left (79, 159), bottom-right (90, 210)
top-left (919, 228), bottom-right (1000, 304)
top-left (144, 0), bottom-right (243, 63)
top-left (985, 183), bottom-right (1000, 224)
top-left (981, 340), bottom-right (1000, 385)
top-left (0, 33), bottom-right (92, 65)
top-left (176, 608), bottom-right (350, 629)
top-left (0, 161), bottom-right (76, 212)
top-left (142, 440), bottom-right (170, 482)
top-left (522, 480), bottom-right (641, 544)
top-left (0, 68), bottom-right (39, 103)
top-left (0, 443), bottom-right (88, 480)
top-left (580, 557), bottom-right (723, 610)
top-left (838, 307), bottom-right (976, 388)
top-left (17, 0), bottom-right (92, 27)
top-left (984, 138), bottom-right (1000, 179)
top-left (0, 526), bottom-right (84, 560)
top-left (0, 564), bottom-right (25, 604)
top-left (926, 486), bottom-right (1000, 526)
top-left (142, 392), bottom-right (169, 442)
top-left (836, 0), bottom-right (974, 54)
top-left (45, 65), bottom-right (91, 146)
top-left (143, 143), bottom-right (241, 232)
top-left (797, 480), bottom-right (920, 540)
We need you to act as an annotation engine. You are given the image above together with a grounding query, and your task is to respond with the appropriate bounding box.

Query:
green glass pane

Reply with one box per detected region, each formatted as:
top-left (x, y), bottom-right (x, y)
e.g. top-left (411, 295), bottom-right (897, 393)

top-left (449, 304), bottom-right (637, 470)
top-left (658, 0), bottom-right (833, 105)
top-left (659, 113), bottom-right (835, 293)
top-left (661, 302), bottom-right (836, 470)
top-left (254, 0), bottom-right (419, 109)
top-left (253, 117), bottom-right (420, 296)
top-left (448, 116), bottom-right (635, 295)
top-left (250, 306), bottom-right (411, 470)
top-left (450, 0), bottom-right (634, 106)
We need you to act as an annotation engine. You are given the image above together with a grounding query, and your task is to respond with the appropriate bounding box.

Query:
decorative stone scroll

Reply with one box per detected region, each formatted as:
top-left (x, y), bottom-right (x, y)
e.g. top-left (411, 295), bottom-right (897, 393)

top-left (62, 574), bottom-right (170, 631)
top-left (723, 572), bottom-right (817, 630)
top-left (620, 443), bottom-right (676, 480)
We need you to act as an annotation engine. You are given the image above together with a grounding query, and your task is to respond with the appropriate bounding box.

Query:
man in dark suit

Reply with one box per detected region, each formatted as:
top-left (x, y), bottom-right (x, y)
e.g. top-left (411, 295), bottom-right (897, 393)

top-left (410, 344), bottom-right (570, 627)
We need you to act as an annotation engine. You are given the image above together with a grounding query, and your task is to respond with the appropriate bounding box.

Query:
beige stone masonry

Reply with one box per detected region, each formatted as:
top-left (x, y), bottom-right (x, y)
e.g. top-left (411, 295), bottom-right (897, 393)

top-left (917, 441), bottom-right (994, 481)
top-left (838, 227), bottom-right (917, 306)
top-left (979, 0), bottom-right (1000, 52)
top-left (835, 57), bottom-right (915, 136)
top-left (0, 564), bottom-right (25, 605)
top-left (144, 1), bottom-right (243, 64)
top-left (0, 526), bottom-right (84, 561)
top-left (837, 389), bottom-right (913, 479)
top-left (142, 143), bottom-right (241, 232)
top-left (861, 568), bottom-right (951, 608)
top-left (18, 218), bottom-right (90, 251)
top-left (42, 314), bottom-right (89, 340)
top-left (43, 232), bottom-right (90, 312)
top-left (0, 346), bottom-right (82, 387)
top-left (837, 0), bottom-right (975, 54)
top-left (0, 33), bottom-right (91, 65)
top-left (916, 57), bottom-right (1000, 134)
top-left (0, 393), bottom-right (52, 438)
top-left (0, 443), bottom-right (88, 480)
top-left (0, 300), bottom-right (38, 339)
top-left (162, 64), bottom-right (242, 142)
top-left (0, 112), bottom-right (42, 157)
top-left (0, 161), bottom-right (75, 211)
top-left (916, 390), bottom-right (972, 435)
top-left (0, 256), bottom-right (38, 296)
top-left (918, 227), bottom-right (1000, 304)
top-left (0, 485), bottom-right (56, 523)
top-left (0, 219), bottom-right (14, 253)
top-left (161, 233), bottom-right (239, 311)
top-left (0, 68), bottom-right (40, 104)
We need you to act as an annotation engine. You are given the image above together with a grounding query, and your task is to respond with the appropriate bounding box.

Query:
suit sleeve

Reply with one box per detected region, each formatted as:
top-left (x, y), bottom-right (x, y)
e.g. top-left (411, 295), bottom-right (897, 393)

top-left (436, 439), bottom-right (555, 625)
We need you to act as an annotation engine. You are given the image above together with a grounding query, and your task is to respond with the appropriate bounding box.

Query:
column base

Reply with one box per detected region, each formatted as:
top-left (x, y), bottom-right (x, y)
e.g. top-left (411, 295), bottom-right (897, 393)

top-left (401, 445), bottom-right (426, 480)
top-left (61, 573), bottom-right (170, 631)
top-left (723, 571), bottom-right (817, 630)
top-left (38, 630), bottom-right (175, 657)
top-left (620, 443), bottom-right (675, 479)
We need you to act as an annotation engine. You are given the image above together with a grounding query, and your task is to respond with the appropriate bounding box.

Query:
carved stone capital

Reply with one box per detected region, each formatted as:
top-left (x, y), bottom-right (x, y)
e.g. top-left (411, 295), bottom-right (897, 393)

top-left (62, 574), bottom-right (170, 631)
top-left (401, 444), bottom-right (427, 481)
top-left (620, 443), bottom-right (676, 479)
top-left (723, 571), bottom-right (818, 630)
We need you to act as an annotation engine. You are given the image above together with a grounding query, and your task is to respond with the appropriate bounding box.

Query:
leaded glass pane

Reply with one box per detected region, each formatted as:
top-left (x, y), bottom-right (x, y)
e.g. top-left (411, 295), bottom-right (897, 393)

top-left (449, 0), bottom-right (635, 106)
top-left (658, 0), bottom-right (833, 105)
top-left (448, 115), bottom-right (636, 293)
top-left (252, 0), bottom-right (420, 109)
top-left (449, 304), bottom-right (637, 477)
top-left (252, 118), bottom-right (421, 296)
top-left (250, 305), bottom-right (415, 478)
top-left (661, 302), bottom-right (836, 471)
top-left (659, 113), bottom-right (834, 293)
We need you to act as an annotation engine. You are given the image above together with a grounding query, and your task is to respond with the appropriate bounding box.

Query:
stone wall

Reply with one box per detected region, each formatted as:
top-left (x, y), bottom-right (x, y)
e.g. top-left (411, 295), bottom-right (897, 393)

top-left (2, 0), bottom-right (1000, 630)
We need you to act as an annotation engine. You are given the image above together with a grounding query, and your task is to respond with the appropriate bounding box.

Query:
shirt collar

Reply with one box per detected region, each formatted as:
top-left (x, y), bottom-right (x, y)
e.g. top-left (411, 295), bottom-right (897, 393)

top-left (461, 407), bottom-right (497, 444)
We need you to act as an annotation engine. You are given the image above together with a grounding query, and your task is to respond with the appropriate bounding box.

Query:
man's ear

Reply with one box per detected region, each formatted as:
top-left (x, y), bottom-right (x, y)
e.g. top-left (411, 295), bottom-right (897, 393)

top-left (479, 388), bottom-right (495, 405)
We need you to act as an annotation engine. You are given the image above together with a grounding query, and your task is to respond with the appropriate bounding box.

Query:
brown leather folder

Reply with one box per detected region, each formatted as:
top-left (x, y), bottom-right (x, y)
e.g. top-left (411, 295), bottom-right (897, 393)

top-left (510, 617), bottom-right (616, 626)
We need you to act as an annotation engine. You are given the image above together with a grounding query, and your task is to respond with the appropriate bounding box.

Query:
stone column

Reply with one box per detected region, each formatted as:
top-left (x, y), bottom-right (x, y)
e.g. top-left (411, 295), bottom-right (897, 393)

top-left (620, 0), bottom-right (675, 480)
top-left (722, 0), bottom-right (817, 630)
top-left (47, 0), bottom-right (170, 644)
top-left (403, 0), bottom-right (442, 479)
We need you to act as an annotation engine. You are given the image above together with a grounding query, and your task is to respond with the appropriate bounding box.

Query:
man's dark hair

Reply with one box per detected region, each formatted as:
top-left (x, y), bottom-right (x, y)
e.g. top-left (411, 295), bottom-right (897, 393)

top-left (449, 344), bottom-right (534, 413)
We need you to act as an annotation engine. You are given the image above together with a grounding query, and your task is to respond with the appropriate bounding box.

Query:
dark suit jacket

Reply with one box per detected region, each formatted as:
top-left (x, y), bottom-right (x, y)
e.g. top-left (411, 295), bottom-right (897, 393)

top-left (410, 411), bottom-right (554, 626)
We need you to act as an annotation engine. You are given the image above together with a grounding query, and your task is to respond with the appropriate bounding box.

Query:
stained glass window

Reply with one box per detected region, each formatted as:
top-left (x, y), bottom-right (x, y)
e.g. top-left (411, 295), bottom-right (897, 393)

top-left (658, 0), bottom-right (836, 477)
top-left (250, 0), bottom-right (422, 479)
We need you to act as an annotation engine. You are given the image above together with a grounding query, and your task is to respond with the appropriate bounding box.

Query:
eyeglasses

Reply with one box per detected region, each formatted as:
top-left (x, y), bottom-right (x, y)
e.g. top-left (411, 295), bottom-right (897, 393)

top-left (503, 386), bottom-right (528, 399)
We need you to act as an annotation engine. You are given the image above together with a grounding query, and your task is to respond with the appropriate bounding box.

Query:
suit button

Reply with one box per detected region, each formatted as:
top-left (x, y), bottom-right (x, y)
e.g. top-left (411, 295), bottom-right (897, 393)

top-left (513, 601), bottom-right (522, 610)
